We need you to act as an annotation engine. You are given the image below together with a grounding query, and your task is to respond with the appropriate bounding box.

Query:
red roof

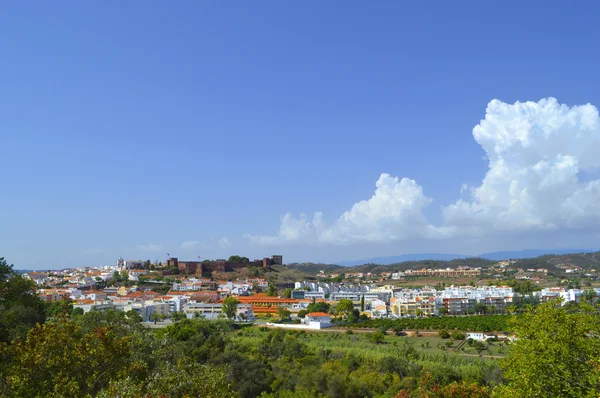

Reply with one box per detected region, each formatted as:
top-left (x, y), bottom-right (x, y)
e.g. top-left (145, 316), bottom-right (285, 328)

top-left (307, 312), bottom-right (330, 317)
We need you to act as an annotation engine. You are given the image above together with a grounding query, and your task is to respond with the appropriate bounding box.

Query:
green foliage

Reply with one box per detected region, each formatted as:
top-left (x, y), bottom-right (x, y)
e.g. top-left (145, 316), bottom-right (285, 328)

top-left (306, 301), bottom-right (330, 314)
top-left (506, 279), bottom-right (541, 295)
top-left (170, 311), bottom-right (186, 322)
top-left (228, 255), bottom-right (249, 263)
top-left (282, 287), bottom-right (293, 298)
top-left (439, 329), bottom-right (450, 339)
top-left (335, 299), bottom-right (354, 315)
top-left (259, 329), bottom-right (306, 361)
top-left (222, 296), bottom-right (240, 319)
top-left (353, 314), bottom-right (512, 333)
top-left (348, 308), bottom-right (360, 324)
top-left (297, 309), bottom-right (308, 318)
top-left (0, 257), bottom-right (46, 342)
top-left (401, 372), bottom-right (491, 398)
top-left (277, 306), bottom-right (291, 321)
top-left (266, 283), bottom-right (277, 297)
top-left (368, 330), bottom-right (386, 344)
top-left (0, 318), bottom-right (135, 398)
top-left (98, 361), bottom-right (236, 398)
top-left (451, 330), bottom-right (466, 341)
top-left (44, 299), bottom-right (73, 318)
top-left (493, 301), bottom-right (600, 398)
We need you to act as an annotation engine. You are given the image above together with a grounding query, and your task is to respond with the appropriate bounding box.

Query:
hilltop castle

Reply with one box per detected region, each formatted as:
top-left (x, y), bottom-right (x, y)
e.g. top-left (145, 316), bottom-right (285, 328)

top-left (166, 255), bottom-right (282, 276)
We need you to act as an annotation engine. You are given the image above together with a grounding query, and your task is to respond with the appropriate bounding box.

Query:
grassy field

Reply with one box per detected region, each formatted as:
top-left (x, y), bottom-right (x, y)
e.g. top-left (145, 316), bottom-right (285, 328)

top-left (232, 326), bottom-right (508, 363)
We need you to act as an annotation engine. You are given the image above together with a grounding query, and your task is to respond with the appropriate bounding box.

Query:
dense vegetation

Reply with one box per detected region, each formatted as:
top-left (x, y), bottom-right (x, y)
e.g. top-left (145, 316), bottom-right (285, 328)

top-left (346, 315), bottom-right (512, 333)
top-left (1, 257), bottom-right (599, 397)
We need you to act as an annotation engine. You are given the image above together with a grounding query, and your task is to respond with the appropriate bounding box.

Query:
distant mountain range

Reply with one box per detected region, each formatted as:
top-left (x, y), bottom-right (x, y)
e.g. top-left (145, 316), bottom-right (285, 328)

top-left (337, 248), bottom-right (597, 266)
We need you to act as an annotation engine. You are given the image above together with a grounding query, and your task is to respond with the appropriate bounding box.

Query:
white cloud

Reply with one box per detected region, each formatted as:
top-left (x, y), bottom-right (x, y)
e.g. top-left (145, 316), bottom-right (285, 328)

top-left (136, 243), bottom-right (164, 253)
top-left (246, 173), bottom-right (445, 245)
top-left (218, 237), bottom-right (232, 249)
top-left (180, 240), bottom-right (204, 250)
top-left (247, 98), bottom-right (600, 247)
top-left (444, 98), bottom-right (600, 233)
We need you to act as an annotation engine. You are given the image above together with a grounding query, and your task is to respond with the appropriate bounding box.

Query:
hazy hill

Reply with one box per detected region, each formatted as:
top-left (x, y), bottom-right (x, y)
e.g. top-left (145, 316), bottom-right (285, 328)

top-left (337, 248), bottom-right (598, 267)
top-left (338, 253), bottom-right (466, 266)
top-left (479, 248), bottom-right (596, 260)
top-left (282, 250), bottom-right (600, 278)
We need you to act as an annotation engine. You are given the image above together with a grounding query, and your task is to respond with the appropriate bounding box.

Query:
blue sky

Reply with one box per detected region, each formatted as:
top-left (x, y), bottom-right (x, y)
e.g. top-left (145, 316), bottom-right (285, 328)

top-left (2, 2), bottom-right (600, 269)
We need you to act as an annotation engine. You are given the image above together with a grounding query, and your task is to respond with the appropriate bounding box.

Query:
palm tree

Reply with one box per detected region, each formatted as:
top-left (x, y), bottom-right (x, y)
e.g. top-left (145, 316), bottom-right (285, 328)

top-left (150, 312), bottom-right (160, 324)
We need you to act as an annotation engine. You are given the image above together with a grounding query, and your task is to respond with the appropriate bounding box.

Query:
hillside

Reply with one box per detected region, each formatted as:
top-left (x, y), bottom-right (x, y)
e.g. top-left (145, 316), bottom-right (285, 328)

top-left (523, 251), bottom-right (600, 270)
top-left (280, 251), bottom-right (600, 279)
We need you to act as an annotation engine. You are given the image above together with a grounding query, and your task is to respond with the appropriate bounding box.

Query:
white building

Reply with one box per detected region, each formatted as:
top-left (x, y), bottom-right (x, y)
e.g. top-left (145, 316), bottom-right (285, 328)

top-left (303, 312), bottom-right (331, 328)
top-left (183, 302), bottom-right (255, 321)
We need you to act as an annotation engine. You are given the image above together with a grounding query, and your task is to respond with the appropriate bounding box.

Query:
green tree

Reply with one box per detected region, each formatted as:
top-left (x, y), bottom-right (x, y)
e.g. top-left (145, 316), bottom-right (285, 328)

top-left (0, 317), bottom-right (135, 398)
top-left (171, 311), bottom-right (186, 322)
top-left (125, 310), bottom-right (142, 323)
top-left (282, 288), bottom-right (293, 299)
top-left (120, 270), bottom-right (129, 282)
top-left (360, 295), bottom-right (365, 312)
top-left (348, 308), bottom-right (360, 324)
top-left (44, 299), bottom-right (73, 318)
top-left (72, 307), bottom-right (85, 317)
top-left (266, 284), bottom-right (277, 297)
top-left (336, 299), bottom-right (354, 316)
top-left (368, 330), bottom-right (385, 344)
top-left (150, 312), bottom-right (160, 324)
top-left (222, 296), bottom-right (240, 319)
top-left (98, 360), bottom-right (236, 398)
top-left (0, 257), bottom-right (46, 342)
top-left (306, 301), bottom-right (330, 314)
top-left (473, 302), bottom-right (487, 314)
top-left (228, 255), bottom-right (249, 263)
top-left (581, 288), bottom-right (598, 305)
top-left (493, 300), bottom-right (600, 398)
top-left (277, 306), bottom-right (291, 321)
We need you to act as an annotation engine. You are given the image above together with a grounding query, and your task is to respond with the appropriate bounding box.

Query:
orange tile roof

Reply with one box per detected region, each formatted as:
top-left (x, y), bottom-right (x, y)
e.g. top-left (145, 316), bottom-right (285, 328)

top-left (307, 312), bottom-right (330, 317)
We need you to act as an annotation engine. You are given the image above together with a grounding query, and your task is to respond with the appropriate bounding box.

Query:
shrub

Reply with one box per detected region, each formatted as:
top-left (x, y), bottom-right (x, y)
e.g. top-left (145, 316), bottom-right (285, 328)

top-left (368, 330), bottom-right (385, 344)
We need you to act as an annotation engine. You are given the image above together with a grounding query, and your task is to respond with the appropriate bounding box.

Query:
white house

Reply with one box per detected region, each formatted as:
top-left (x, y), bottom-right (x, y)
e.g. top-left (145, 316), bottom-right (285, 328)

top-left (128, 270), bottom-right (146, 281)
top-left (303, 312), bottom-right (331, 327)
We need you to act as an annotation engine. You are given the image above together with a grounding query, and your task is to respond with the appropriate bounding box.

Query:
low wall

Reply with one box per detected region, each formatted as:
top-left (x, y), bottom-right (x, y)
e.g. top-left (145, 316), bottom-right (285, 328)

top-left (266, 321), bottom-right (329, 330)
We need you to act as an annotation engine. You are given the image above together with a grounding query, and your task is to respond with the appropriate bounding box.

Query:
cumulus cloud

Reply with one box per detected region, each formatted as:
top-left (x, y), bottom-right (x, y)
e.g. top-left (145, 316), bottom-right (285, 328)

top-left (444, 97), bottom-right (600, 233)
top-left (180, 240), bottom-right (204, 249)
top-left (247, 98), bottom-right (600, 246)
top-left (218, 237), bottom-right (232, 249)
top-left (136, 243), bottom-right (164, 252)
top-left (246, 174), bottom-right (446, 245)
